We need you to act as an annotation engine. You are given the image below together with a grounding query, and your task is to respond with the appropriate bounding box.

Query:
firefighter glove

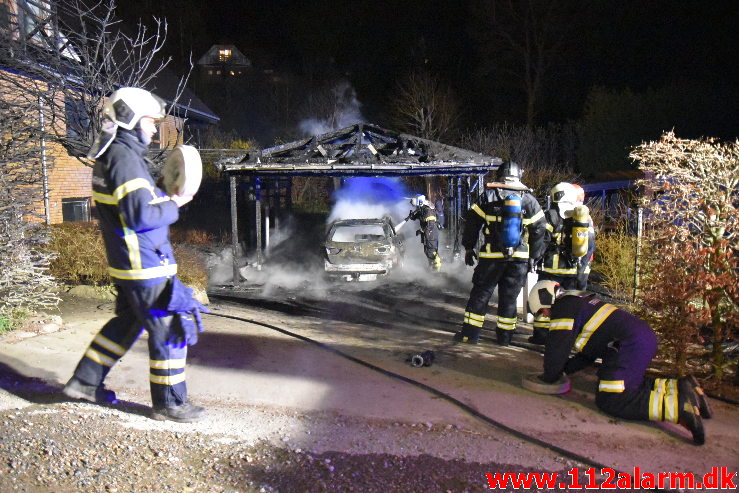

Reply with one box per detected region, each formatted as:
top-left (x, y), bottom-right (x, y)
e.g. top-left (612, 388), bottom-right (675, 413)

top-left (168, 311), bottom-right (198, 348)
top-left (464, 249), bottom-right (477, 266)
top-left (432, 252), bottom-right (442, 271)
top-left (165, 277), bottom-right (210, 348)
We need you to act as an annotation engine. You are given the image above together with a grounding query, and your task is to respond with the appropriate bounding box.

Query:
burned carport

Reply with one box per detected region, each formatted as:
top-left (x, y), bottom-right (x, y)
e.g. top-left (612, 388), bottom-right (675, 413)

top-left (216, 123), bottom-right (502, 283)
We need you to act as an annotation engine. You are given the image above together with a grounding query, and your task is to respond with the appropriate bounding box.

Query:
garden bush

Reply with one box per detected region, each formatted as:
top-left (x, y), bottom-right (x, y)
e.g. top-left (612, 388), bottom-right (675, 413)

top-left (49, 222), bottom-right (209, 291)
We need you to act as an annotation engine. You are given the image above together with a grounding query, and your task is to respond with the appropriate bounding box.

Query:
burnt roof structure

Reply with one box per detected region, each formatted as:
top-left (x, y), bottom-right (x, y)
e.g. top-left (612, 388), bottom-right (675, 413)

top-left (218, 123), bottom-right (501, 176)
top-left (217, 123), bottom-right (500, 282)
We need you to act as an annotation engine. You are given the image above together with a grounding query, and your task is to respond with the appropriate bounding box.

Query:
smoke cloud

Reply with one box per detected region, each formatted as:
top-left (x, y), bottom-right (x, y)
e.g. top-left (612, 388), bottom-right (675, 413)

top-left (298, 80), bottom-right (365, 136)
top-left (328, 177), bottom-right (411, 225)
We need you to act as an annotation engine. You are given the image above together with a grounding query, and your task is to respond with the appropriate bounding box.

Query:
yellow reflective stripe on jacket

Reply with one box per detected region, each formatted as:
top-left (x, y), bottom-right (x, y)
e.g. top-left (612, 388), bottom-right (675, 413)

top-left (121, 220), bottom-right (142, 270)
top-left (522, 209), bottom-right (544, 225)
top-left (150, 358), bottom-right (187, 370)
top-left (548, 318), bottom-right (574, 331)
top-left (598, 380), bottom-right (625, 393)
top-left (542, 266), bottom-right (579, 275)
top-left (108, 263), bottom-right (178, 281)
top-left (94, 178), bottom-right (155, 205)
top-left (471, 204), bottom-right (504, 223)
top-left (479, 250), bottom-right (530, 259)
top-left (150, 372), bottom-right (186, 386)
top-left (574, 304), bottom-right (617, 351)
top-left (92, 191), bottom-right (117, 205)
top-left (113, 178), bottom-right (154, 202)
top-left (545, 222), bottom-right (554, 232)
top-left (93, 333), bottom-right (126, 357)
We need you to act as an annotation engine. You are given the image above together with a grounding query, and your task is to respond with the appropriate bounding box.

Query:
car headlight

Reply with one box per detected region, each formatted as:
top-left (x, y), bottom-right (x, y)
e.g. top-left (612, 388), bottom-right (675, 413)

top-left (326, 247), bottom-right (342, 255)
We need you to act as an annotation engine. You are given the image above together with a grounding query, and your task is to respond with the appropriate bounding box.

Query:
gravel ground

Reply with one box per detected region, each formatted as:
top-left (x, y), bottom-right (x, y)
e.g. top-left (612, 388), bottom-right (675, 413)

top-left (0, 398), bottom-right (583, 493)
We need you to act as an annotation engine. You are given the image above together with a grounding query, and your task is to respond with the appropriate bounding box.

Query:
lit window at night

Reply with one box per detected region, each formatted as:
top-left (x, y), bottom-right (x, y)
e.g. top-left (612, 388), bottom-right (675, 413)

top-left (218, 49), bottom-right (232, 62)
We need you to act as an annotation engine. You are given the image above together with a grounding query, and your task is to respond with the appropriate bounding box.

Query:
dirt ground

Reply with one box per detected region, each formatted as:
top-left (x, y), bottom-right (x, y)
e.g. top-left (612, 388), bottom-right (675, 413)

top-left (1, 249), bottom-right (738, 492)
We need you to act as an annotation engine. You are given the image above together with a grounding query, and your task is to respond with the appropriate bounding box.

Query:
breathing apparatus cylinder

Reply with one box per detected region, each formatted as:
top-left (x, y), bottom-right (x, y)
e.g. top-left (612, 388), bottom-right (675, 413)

top-left (502, 194), bottom-right (523, 252)
top-left (571, 205), bottom-right (590, 257)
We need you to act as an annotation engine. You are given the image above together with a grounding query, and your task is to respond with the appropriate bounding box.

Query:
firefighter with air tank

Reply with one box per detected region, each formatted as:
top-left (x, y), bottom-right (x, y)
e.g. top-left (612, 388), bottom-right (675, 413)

top-left (530, 182), bottom-right (596, 344)
top-left (406, 194), bottom-right (442, 271)
top-left (454, 161), bottom-right (546, 346)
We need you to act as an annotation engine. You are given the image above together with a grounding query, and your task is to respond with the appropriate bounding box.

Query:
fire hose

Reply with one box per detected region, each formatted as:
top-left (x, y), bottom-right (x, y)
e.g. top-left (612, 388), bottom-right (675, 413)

top-left (204, 304), bottom-right (671, 492)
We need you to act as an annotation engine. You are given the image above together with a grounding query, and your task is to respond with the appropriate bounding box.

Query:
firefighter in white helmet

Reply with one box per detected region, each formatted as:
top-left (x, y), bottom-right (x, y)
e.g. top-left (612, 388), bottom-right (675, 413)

top-left (530, 182), bottom-right (596, 344)
top-left (406, 194), bottom-right (442, 271)
top-left (63, 87), bottom-right (207, 423)
top-left (527, 280), bottom-right (711, 445)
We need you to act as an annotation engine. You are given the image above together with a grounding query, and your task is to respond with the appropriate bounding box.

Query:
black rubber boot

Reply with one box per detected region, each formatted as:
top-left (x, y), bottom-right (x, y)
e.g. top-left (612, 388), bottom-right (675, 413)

top-left (527, 327), bottom-right (547, 345)
top-left (681, 375), bottom-right (713, 419)
top-left (151, 402), bottom-right (207, 423)
top-left (63, 377), bottom-right (118, 404)
top-left (678, 385), bottom-right (705, 445)
top-left (453, 330), bottom-right (480, 344)
top-left (496, 329), bottom-right (513, 346)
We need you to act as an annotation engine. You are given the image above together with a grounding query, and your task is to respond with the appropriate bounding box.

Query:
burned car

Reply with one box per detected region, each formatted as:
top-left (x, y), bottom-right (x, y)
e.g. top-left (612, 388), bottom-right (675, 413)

top-left (323, 217), bottom-right (405, 281)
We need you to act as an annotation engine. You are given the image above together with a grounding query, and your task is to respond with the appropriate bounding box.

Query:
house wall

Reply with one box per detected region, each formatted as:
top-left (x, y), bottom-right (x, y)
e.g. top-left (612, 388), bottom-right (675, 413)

top-left (0, 77), bottom-right (185, 224)
top-left (39, 114), bottom-right (183, 224)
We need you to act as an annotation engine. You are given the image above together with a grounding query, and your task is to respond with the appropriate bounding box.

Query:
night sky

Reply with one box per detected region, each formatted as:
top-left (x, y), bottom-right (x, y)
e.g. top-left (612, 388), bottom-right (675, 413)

top-left (121, 0), bottom-right (738, 142)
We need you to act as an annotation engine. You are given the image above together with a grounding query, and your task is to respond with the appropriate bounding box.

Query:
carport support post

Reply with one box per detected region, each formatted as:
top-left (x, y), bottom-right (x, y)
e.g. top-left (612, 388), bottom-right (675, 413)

top-left (255, 177), bottom-right (263, 270)
top-left (230, 175), bottom-right (240, 285)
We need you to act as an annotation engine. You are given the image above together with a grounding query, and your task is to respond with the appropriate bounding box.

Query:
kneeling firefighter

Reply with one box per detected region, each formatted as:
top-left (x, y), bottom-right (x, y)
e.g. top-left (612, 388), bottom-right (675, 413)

top-left (454, 161), bottom-right (546, 346)
top-left (531, 182), bottom-right (596, 344)
top-left (528, 280), bottom-right (712, 445)
top-left (62, 87), bottom-right (208, 423)
top-left (407, 194), bottom-right (441, 271)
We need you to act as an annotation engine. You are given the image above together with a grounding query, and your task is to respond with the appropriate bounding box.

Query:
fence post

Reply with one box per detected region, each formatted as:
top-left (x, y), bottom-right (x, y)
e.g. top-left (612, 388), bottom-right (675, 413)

top-left (230, 175), bottom-right (240, 285)
top-left (632, 207), bottom-right (643, 301)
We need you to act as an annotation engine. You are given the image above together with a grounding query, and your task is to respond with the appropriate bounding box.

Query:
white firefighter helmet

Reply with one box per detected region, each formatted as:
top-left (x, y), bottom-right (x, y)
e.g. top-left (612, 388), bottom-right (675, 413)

top-left (102, 87), bottom-right (166, 130)
top-left (572, 184), bottom-right (585, 205)
top-left (528, 280), bottom-right (560, 315)
top-left (550, 182), bottom-right (576, 204)
top-left (410, 194), bottom-right (427, 207)
top-left (550, 182), bottom-right (578, 218)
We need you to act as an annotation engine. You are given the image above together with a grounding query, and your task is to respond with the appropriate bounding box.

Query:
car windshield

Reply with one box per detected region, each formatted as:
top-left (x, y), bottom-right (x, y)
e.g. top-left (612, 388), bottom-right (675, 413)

top-left (330, 224), bottom-right (387, 242)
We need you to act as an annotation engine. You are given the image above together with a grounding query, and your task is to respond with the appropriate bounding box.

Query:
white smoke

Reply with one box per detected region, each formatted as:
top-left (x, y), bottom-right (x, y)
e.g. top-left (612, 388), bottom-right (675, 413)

top-left (327, 199), bottom-right (411, 225)
top-left (298, 80), bottom-right (365, 136)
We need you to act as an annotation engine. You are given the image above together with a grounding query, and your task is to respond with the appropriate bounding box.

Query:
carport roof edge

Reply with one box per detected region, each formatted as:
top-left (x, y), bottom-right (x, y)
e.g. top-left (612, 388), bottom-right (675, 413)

top-left (217, 123), bottom-right (502, 176)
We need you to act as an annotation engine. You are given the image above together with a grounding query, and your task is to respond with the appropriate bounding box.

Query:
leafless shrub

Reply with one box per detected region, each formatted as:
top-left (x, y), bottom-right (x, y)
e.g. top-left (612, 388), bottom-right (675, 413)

top-left (631, 131), bottom-right (738, 385)
top-left (390, 71), bottom-right (461, 142)
top-left (0, 87), bottom-right (59, 329)
top-left (0, 0), bottom-right (192, 165)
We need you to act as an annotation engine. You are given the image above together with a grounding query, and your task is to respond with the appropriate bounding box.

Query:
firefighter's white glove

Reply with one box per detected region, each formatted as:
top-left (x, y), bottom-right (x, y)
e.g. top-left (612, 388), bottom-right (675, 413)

top-left (171, 194), bottom-right (193, 207)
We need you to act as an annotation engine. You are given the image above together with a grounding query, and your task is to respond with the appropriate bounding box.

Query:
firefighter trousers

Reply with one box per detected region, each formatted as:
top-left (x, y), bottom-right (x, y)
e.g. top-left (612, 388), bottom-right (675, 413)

top-left (461, 260), bottom-right (528, 337)
top-left (70, 280), bottom-right (188, 408)
top-left (593, 331), bottom-right (687, 423)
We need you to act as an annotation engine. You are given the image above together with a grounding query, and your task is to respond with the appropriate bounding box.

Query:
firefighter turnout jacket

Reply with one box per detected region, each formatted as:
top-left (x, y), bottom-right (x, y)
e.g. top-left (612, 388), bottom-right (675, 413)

top-left (462, 187), bottom-right (546, 262)
top-left (92, 129), bottom-right (180, 286)
top-left (540, 293), bottom-right (696, 425)
top-left (409, 204), bottom-right (439, 259)
top-left (540, 209), bottom-right (595, 279)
